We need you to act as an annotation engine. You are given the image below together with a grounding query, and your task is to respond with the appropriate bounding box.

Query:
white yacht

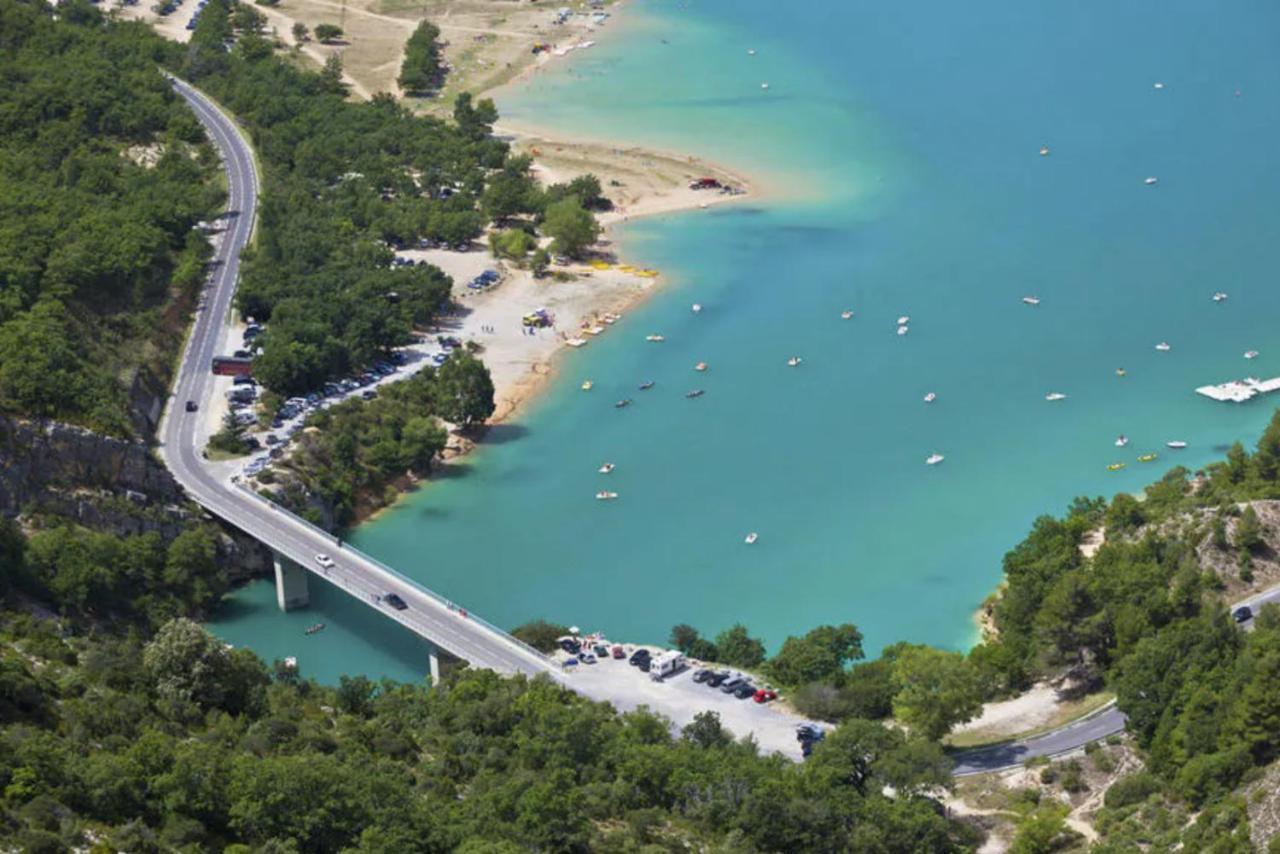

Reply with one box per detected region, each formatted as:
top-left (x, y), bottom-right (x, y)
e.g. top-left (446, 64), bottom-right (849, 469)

top-left (1213, 292), bottom-right (1229, 302)
top-left (1155, 341), bottom-right (1171, 352)
top-left (598, 463), bottom-right (615, 474)
top-left (1022, 296), bottom-right (1041, 306)
top-left (897, 315), bottom-right (911, 325)
top-left (596, 491), bottom-right (618, 501)
top-left (1039, 146), bottom-right (1050, 157)
top-left (787, 356), bottom-right (803, 367)
top-left (645, 334), bottom-right (665, 342)
top-left (926, 453), bottom-right (945, 466)
top-left (923, 392), bottom-right (937, 403)
top-left (692, 303), bottom-right (702, 313)
top-left (1245, 350), bottom-right (1259, 360)
top-left (1115, 435), bottom-right (1129, 448)
top-left (896, 325), bottom-right (909, 336)
top-left (1145, 176), bottom-right (1159, 186)
top-left (1154, 81), bottom-right (1165, 89)
top-left (1167, 441), bottom-right (1188, 449)
top-left (744, 532), bottom-right (759, 545)
top-left (761, 82), bottom-right (770, 90)
top-left (841, 310), bottom-right (854, 320)
top-left (1045, 392), bottom-right (1067, 401)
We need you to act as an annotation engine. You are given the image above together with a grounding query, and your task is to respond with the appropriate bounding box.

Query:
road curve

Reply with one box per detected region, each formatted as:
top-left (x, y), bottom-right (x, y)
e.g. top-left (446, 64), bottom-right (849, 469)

top-left (157, 77), bottom-right (557, 679)
top-left (951, 703), bottom-right (1127, 776)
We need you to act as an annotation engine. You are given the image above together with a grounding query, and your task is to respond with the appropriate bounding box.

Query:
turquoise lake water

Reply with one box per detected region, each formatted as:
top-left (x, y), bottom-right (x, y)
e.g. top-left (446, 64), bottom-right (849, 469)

top-left (210, 0), bottom-right (1280, 683)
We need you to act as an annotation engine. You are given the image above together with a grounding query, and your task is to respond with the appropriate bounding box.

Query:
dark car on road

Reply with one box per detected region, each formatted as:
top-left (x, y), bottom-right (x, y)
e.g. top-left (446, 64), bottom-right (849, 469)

top-left (1233, 605), bottom-right (1254, 623)
top-left (185, 400), bottom-right (198, 412)
top-left (384, 593), bottom-right (408, 611)
top-left (704, 670), bottom-right (731, 688)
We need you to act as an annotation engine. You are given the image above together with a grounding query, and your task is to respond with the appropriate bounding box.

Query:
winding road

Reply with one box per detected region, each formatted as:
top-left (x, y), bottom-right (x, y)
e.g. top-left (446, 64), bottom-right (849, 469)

top-left (157, 77), bottom-right (557, 678)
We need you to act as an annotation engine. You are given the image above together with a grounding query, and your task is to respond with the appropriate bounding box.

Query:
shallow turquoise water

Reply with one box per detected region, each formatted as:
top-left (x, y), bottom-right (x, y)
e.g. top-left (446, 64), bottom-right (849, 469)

top-left (212, 0), bottom-right (1280, 681)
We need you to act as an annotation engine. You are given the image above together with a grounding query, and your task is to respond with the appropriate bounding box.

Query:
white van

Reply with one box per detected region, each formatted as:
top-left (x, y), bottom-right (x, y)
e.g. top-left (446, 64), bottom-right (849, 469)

top-left (649, 651), bottom-right (687, 682)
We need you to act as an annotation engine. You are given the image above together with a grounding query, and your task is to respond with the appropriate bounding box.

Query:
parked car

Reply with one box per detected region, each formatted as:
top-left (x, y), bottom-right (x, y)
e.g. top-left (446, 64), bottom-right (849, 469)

top-left (1233, 605), bottom-right (1254, 623)
top-left (384, 593), bottom-right (408, 611)
top-left (580, 653), bottom-right (597, 664)
top-left (692, 668), bottom-right (712, 683)
top-left (185, 400), bottom-right (198, 412)
top-left (559, 638), bottom-right (582, 655)
top-left (753, 688), bottom-right (778, 704)
top-left (362, 390), bottom-right (377, 400)
top-left (733, 682), bottom-right (757, 699)
top-left (315, 554), bottom-right (335, 569)
top-left (704, 670), bottom-right (732, 688)
top-left (628, 649), bottom-right (650, 666)
top-left (611, 645), bottom-right (625, 659)
top-left (232, 375), bottom-right (255, 386)
top-left (719, 675), bottom-right (748, 694)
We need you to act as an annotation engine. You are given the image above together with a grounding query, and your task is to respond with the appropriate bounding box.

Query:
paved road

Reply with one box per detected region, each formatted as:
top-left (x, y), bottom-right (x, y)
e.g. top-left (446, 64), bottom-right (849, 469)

top-left (157, 78), bottom-right (556, 679)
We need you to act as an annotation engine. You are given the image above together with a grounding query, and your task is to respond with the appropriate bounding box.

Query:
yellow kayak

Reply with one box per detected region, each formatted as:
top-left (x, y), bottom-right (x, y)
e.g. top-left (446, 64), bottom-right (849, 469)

top-left (1137, 453), bottom-right (1158, 463)
top-left (1107, 463), bottom-right (1126, 471)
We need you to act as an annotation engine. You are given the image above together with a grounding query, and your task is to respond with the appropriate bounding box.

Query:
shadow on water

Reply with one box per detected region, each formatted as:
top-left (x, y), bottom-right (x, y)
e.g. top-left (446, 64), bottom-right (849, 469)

top-left (479, 423), bottom-right (531, 446)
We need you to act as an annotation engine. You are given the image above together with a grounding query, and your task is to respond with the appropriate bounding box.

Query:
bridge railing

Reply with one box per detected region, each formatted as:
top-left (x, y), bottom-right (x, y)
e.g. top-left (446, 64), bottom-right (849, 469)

top-left (230, 481), bottom-right (554, 666)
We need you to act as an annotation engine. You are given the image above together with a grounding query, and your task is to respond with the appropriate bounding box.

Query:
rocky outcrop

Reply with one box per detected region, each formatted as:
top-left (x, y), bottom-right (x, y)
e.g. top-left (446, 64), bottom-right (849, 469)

top-left (0, 415), bottom-right (270, 582)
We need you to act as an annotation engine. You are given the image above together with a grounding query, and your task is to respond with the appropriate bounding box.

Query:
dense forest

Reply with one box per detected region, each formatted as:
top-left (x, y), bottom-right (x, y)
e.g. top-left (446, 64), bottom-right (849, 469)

top-left (0, 0), bottom-right (222, 435)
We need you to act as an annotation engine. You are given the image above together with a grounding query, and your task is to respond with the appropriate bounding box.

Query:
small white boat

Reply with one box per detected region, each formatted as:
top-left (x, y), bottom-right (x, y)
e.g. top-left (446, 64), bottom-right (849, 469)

top-left (1154, 81), bottom-right (1165, 90)
top-left (283, 656), bottom-right (298, 668)
top-left (645, 334), bottom-right (665, 342)
top-left (566, 338), bottom-right (588, 348)
top-left (1022, 296), bottom-right (1041, 306)
top-left (1115, 435), bottom-right (1129, 448)
top-left (694, 361), bottom-right (708, 372)
top-left (897, 315), bottom-right (911, 325)
top-left (896, 325), bottom-right (909, 336)
top-left (1045, 392), bottom-right (1067, 401)
top-left (744, 532), bottom-right (758, 545)
top-left (1167, 441), bottom-right (1188, 449)
top-left (841, 310), bottom-right (854, 320)
top-left (923, 392), bottom-right (936, 403)
top-left (1039, 145), bottom-right (1050, 157)
top-left (1144, 176), bottom-right (1159, 186)
top-left (598, 463), bottom-right (615, 474)
top-left (787, 356), bottom-right (803, 367)
top-left (581, 380), bottom-right (593, 391)
top-left (596, 491), bottom-right (618, 501)
top-left (926, 453), bottom-right (945, 466)
top-left (1245, 350), bottom-right (1259, 360)
top-left (761, 82), bottom-right (770, 90)
top-left (1213, 292), bottom-right (1229, 302)
top-left (1155, 341), bottom-right (1171, 352)
top-left (747, 48), bottom-right (756, 56)
top-left (691, 303), bottom-right (702, 313)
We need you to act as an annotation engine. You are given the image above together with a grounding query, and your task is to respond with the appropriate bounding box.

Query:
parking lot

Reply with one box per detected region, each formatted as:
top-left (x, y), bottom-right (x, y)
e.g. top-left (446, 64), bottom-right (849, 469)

top-left (555, 644), bottom-right (813, 760)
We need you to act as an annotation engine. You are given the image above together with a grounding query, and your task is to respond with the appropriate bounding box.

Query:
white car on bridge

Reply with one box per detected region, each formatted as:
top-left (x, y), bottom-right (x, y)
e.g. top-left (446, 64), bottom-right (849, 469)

top-left (315, 554), bottom-right (335, 569)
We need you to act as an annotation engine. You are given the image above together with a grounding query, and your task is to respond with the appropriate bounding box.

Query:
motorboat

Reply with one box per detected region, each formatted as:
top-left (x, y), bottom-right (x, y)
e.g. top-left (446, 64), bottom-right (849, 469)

top-left (1022, 296), bottom-right (1040, 306)
top-left (598, 463), bottom-right (615, 474)
top-left (1154, 81), bottom-right (1165, 89)
top-left (744, 532), bottom-right (759, 545)
top-left (1155, 341), bottom-right (1171, 352)
top-left (1107, 463), bottom-right (1126, 471)
top-left (924, 392), bottom-right (937, 403)
top-left (1115, 435), bottom-right (1129, 447)
top-left (1039, 146), bottom-right (1050, 156)
top-left (1167, 440), bottom-right (1188, 449)
top-left (1116, 368), bottom-right (1127, 377)
top-left (305, 623), bottom-right (325, 635)
top-left (841, 310), bottom-right (854, 320)
top-left (283, 656), bottom-right (298, 668)
top-left (1145, 176), bottom-right (1159, 186)
top-left (615, 399), bottom-right (632, 409)
top-left (596, 491), bottom-right (618, 501)
top-left (566, 338), bottom-right (587, 348)
top-left (685, 389), bottom-right (705, 399)
top-left (692, 303), bottom-right (702, 313)
top-left (897, 315), bottom-right (911, 325)
top-left (639, 380), bottom-right (655, 390)
top-left (645, 334), bottom-right (665, 342)
top-left (761, 82), bottom-right (770, 90)
top-left (581, 380), bottom-right (593, 391)
top-left (787, 357), bottom-right (803, 367)
top-left (695, 361), bottom-right (708, 372)
top-left (1213, 292), bottom-right (1229, 302)
top-left (1045, 392), bottom-right (1067, 401)
top-left (926, 453), bottom-right (945, 466)
top-left (1138, 453), bottom-right (1158, 463)
top-left (748, 48), bottom-right (756, 55)
top-left (897, 325), bottom-right (909, 336)
top-left (1245, 350), bottom-right (1259, 360)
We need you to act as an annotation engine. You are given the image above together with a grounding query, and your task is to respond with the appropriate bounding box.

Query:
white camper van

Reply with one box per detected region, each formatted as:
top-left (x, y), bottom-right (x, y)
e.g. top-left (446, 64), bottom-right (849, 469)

top-left (649, 651), bottom-right (687, 681)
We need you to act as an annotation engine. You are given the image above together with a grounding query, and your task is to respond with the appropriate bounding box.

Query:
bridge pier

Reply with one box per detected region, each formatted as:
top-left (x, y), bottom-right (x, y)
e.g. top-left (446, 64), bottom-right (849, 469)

top-left (427, 642), bottom-right (441, 686)
top-left (273, 552), bottom-right (310, 611)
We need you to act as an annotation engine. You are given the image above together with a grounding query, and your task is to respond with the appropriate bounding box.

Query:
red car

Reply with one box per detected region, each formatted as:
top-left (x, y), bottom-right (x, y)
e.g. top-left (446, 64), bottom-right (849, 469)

top-left (753, 688), bottom-right (778, 704)
top-left (611, 645), bottom-right (625, 660)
